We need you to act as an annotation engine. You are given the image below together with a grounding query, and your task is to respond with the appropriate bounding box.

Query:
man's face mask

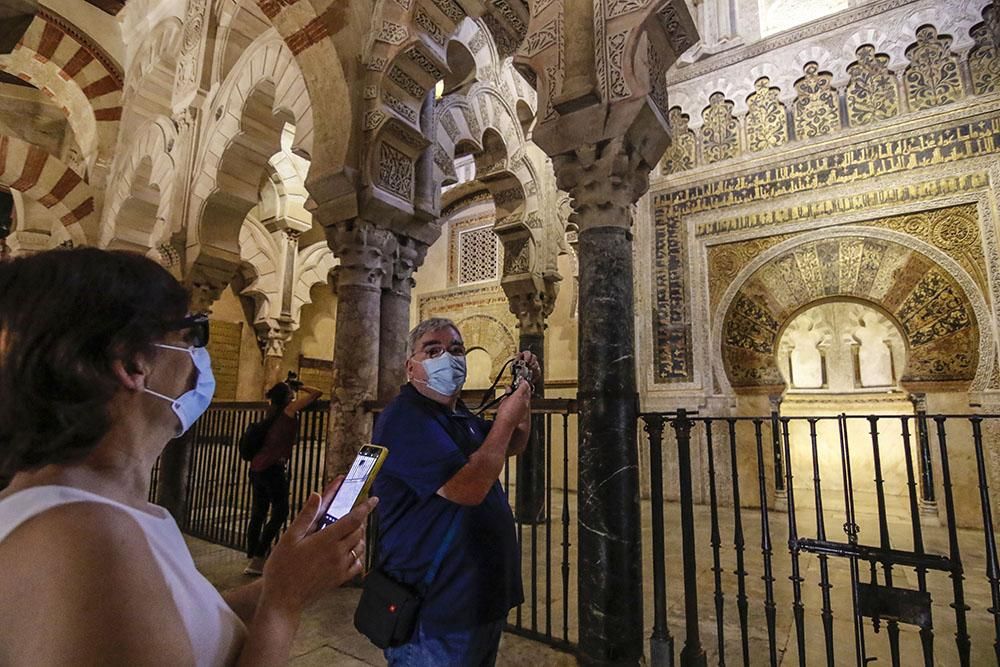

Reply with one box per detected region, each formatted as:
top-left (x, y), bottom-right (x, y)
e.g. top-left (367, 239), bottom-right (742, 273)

top-left (144, 344), bottom-right (216, 437)
top-left (418, 351), bottom-right (467, 397)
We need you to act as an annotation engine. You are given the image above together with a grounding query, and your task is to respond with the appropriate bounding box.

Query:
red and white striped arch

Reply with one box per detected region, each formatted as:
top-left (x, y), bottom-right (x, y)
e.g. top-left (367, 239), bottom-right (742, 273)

top-left (0, 9), bottom-right (123, 168)
top-left (0, 135), bottom-right (94, 245)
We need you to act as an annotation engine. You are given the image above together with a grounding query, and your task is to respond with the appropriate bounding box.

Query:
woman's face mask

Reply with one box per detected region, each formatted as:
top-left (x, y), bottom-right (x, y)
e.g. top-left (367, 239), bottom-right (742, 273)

top-left (144, 344), bottom-right (216, 437)
top-left (418, 351), bottom-right (467, 397)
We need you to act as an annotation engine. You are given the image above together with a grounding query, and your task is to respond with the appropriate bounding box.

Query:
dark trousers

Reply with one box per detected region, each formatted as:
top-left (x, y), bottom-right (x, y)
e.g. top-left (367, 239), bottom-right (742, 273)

top-left (246, 464), bottom-right (289, 558)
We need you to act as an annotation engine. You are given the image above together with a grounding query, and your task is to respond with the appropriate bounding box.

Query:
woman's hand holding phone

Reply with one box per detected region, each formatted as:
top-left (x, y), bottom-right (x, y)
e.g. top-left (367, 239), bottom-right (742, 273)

top-left (259, 476), bottom-right (378, 617)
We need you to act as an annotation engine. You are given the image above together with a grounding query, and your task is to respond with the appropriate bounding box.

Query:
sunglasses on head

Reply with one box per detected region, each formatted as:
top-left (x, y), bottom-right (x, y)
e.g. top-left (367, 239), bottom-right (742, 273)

top-left (166, 313), bottom-right (210, 348)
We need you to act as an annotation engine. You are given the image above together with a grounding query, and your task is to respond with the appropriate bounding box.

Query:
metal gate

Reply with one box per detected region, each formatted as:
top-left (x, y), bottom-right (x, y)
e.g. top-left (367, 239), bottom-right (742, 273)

top-left (642, 408), bottom-right (1000, 666)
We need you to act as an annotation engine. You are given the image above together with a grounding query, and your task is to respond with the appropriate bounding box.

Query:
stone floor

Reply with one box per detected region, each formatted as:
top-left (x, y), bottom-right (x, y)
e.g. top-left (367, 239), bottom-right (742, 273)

top-left (189, 491), bottom-right (999, 666)
top-left (187, 536), bottom-right (578, 666)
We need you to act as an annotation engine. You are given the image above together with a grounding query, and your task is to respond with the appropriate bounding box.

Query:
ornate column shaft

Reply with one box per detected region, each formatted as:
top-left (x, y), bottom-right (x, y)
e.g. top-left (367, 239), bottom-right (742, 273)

top-left (377, 234), bottom-right (427, 404)
top-left (553, 135), bottom-right (651, 666)
top-left (325, 218), bottom-right (394, 477)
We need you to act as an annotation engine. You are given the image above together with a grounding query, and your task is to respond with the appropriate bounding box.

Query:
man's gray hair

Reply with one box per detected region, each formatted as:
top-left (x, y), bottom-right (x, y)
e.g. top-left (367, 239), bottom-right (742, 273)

top-left (406, 317), bottom-right (460, 358)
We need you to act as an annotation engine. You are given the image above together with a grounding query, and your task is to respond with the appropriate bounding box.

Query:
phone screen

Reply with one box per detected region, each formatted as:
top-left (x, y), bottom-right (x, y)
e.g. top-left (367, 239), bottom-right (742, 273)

top-left (319, 446), bottom-right (383, 528)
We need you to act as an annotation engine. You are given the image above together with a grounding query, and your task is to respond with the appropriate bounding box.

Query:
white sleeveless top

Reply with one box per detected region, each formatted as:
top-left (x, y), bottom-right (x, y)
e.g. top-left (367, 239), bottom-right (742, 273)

top-left (0, 486), bottom-right (246, 666)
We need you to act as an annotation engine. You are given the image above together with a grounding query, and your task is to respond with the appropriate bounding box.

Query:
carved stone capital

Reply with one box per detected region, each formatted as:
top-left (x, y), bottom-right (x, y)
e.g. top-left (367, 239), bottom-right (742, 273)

top-left (383, 233), bottom-right (428, 299)
top-left (258, 322), bottom-right (294, 358)
top-left (551, 136), bottom-right (651, 233)
top-left (503, 274), bottom-right (560, 337)
top-left (909, 392), bottom-right (928, 412)
top-left (185, 268), bottom-right (230, 314)
top-left (325, 219), bottom-right (395, 290)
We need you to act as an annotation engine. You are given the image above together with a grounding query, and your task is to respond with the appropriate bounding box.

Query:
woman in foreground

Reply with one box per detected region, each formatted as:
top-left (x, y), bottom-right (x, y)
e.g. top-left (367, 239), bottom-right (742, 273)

top-left (0, 248), bottom-right (375, 666)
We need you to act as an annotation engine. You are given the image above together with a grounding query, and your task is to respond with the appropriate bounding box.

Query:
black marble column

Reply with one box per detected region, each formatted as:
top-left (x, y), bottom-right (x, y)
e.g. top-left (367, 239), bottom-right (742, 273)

top-left (577, 225), bottom-right (642, 665)
top-left (516, 331), bottom-right (546, 523)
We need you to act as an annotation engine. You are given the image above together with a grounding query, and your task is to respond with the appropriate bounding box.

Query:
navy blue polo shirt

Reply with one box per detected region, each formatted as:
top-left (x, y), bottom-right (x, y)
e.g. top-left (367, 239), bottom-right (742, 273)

top-left (371, 384), bottom-right (523, 636)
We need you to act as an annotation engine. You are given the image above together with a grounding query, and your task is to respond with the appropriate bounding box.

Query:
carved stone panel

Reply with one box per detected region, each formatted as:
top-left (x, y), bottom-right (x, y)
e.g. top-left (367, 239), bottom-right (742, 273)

top-left (745, 77), bottom-right (788, 153)
top-left (904, 25), bottom-right (963, 111)
top-left (660, 107), bottom-right (696, 174)
top-left (969, 4), bottom-right (1000, 95)
top-left (846, 45), bottom-right (899, 126)
top-left (793, 62), bottom-right (840, 139)
top-left (701, 92), bottom-right (739, 163)
top-left (377, 143), bottom-right (413, 200)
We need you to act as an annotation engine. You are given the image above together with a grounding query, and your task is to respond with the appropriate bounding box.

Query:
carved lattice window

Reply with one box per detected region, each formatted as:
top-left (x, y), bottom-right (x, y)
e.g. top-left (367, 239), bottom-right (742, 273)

top-left (701, 92), bottom-right (740, 164)
top-left (793, 62), bottom-right (840, 139)
top-left (846, 46), bottom-right (899, 126)
top-left (904, 26), bottom-right (963, 111)
top-left (458, 225), bottom-right (499, 284)
top-left (745, 77), bottom-right (788, 152)
top-left (660, 107), bottom-right (696, 174)
top-left (969, 5), bottom-right (1000, 95)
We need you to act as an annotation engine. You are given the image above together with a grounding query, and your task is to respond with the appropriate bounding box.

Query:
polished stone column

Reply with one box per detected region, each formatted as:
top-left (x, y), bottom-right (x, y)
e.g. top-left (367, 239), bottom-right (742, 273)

top-left (156, 428), bottom-right (195, 522)
top-left (325, 218), bottom-right (394, 477)
top-left (377, 234), bottom-right (426, 404)
top-left (553, 136), bottom-right (650, 666)
top-left (504, 279), bottom-right (558, 523)
top-left (157, 270), bottom-right (228, 521)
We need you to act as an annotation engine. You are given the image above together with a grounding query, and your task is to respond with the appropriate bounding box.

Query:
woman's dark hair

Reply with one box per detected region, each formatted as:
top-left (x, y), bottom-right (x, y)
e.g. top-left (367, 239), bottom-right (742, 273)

top-left (0, 248), bottom-right (190, 477)
top-left (265, 382), bottom-right (293, 410)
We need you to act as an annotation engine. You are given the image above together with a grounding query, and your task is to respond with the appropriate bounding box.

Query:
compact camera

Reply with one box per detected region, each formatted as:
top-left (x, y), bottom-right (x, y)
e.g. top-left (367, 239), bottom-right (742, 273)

top-left (285, 371), bottom-right (304, 391)
top-left (511, 359), bottom-right (532, 392)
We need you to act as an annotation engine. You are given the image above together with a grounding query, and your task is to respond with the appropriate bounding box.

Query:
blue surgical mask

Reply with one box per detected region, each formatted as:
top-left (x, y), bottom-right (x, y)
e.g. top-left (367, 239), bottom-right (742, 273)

top-left (419, 352), bottom-right (467, 396)
top-left (144, 344), bottom-right (216, 437)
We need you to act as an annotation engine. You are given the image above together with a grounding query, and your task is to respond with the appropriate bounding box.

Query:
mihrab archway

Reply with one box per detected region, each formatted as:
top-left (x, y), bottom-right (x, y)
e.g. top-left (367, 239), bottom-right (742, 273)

top-left (716, 227), bottom-right (991, 393)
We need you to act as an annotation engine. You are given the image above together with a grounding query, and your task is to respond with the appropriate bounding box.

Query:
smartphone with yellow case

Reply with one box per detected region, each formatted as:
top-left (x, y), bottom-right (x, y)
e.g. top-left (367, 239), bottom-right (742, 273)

top-left (318, 443), bottom-right (388, 529)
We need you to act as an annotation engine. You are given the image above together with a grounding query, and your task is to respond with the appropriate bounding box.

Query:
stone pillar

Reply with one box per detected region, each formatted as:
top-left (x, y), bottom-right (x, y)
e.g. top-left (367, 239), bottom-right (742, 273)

top-left (504, 277), bottom-right (558, 523)
top-left (325, 218), bottom-right (394, 478)
top-left (156, 428), bottom-right (195, 523)
top-left (553, 135), bottom-right (650, 666)
top-left (377, 234), bottom-right (426, 404)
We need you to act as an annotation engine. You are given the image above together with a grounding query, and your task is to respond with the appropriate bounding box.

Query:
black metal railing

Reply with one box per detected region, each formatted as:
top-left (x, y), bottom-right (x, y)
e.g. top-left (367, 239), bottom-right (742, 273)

top-left (641, 409), bottom-right (1000, 667)
top-left (182, 401), bottom-right (329, 552)
top-left (169, 396), bottom-right (581, 655)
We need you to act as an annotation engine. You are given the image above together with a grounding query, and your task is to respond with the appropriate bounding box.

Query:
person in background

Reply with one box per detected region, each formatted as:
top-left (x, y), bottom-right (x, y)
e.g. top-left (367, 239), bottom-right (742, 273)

top-left (0, 248), bottom-right (374, 666)
top-left (245, 376), bottom-right (324, 575)
top-left (371, 317), bottom-right (539, 665)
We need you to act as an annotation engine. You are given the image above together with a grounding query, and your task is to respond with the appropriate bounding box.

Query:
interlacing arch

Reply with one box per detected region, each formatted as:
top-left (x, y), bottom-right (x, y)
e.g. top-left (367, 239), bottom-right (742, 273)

top-left (238, 212), bottom-right (337, 339)
top-left (0, 9), bottom-right (124, 176)
top-left (119, 17), bottom-right (183, 136)
top-left (0, 135), bottom-right (94, 247)
top-left (187, 31), bottom-right (313, 288)
top-left (99, 116), bottom-right (178, 253)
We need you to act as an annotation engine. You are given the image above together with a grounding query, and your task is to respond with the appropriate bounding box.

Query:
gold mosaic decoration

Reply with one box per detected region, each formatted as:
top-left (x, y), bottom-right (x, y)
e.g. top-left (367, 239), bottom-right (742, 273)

top-left (660, 107), bottom-right (696, 175)
top-left (904, 25), bottom-right (963, 111)
top-left (707, 204), bottom-right (986, 309)
top-left (701, 92), bottom-right (740, 163)
top-left (745, 77), bottom-right (788, 152)
top-left (793, 62), bottom-right (840, 139)
top-left (969, 3), bottom-right (1000, 96)
top-left (720, 235), bottom-right (979, 388)
top-left (846, 46), bottom-right (899, 126)
top-left (710, 205), bottom-right (986, 389)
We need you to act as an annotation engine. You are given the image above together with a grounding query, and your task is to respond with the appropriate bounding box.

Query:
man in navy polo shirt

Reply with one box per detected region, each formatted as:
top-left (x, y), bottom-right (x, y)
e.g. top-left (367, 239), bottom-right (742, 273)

top-left (372, 317), bottom-right (538, 665)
